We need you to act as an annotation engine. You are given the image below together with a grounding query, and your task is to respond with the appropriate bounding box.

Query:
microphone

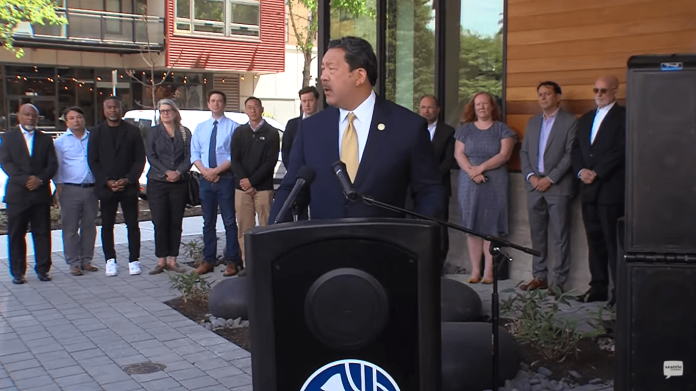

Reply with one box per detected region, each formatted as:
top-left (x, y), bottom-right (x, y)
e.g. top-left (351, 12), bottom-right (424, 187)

top-left (331, 161), bottom-right (359, 200)
top-left (273, 166), bottom-right (316, 224)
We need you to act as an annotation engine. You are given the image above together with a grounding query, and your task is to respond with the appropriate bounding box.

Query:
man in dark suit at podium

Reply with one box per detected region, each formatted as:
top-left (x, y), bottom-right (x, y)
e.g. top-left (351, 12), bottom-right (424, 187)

top-left (269, 36), bottom-right (444, 223)
top-left (571, 76), bottom-right (626, 306)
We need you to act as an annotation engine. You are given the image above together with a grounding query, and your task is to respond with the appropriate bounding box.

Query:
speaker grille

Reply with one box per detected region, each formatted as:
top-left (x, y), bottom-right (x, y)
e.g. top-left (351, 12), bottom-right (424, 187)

top-left (627, 68), bottom-right (696, 253)
top-left (628, 265), bottom-right (696, 390)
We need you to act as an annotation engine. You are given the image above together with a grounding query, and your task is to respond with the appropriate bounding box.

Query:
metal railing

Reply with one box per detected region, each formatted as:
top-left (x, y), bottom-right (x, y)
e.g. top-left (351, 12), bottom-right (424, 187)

top-left (15, 8), bottom-right (164, 47)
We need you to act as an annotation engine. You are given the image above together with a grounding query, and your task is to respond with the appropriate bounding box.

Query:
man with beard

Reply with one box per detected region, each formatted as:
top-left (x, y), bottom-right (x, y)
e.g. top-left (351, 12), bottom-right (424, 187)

top-left (88, 96), bottom-right (146, 277)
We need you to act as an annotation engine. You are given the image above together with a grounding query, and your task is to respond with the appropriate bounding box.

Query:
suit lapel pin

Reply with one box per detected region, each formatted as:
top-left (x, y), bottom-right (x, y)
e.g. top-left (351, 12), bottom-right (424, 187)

top-left (377, 123), bottom-right (386, 131)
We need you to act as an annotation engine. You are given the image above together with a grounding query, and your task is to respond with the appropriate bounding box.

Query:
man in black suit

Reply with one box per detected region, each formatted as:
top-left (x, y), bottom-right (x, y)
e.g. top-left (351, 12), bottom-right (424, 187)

top-left (571, 76), bottom-right (626, 305)
top-left (419, 94), bottom-right (455, 266)
top-left (88, 96), bottom-right (146, 277)
top-left (0, 103), bottom-right (58, 284)
top-left (281, 86), bottom-right (319, 220)
top-left (270, 36), bottom-right (444, 223)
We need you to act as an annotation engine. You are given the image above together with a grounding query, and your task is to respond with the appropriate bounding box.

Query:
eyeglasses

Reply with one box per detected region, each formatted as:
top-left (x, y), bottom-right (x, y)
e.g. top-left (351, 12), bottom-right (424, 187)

top-left (593, 88), bottom-right (609, 95)
top-left (160, 109), bottom-right (174, 114)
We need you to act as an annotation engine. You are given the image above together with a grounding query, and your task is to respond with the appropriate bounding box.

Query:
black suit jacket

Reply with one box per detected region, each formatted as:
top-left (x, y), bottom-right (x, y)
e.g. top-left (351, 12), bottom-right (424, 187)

top-left (571, 103), bottom-right (626, 205)
top-left (270, 95), bottom-right (445, 223)
top-left (282, 116), bottom-right (301, 170)
top-left (431, 122), bottom-right (456, 196)
top-left (0, 128), bottom-right (57, 206)
top-left (88, 121), bottom-right (146, 200)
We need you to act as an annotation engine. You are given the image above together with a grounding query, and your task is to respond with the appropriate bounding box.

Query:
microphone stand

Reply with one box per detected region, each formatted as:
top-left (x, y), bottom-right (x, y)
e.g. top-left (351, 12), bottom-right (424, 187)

top-left (353, 193), bottom-right (538, 391)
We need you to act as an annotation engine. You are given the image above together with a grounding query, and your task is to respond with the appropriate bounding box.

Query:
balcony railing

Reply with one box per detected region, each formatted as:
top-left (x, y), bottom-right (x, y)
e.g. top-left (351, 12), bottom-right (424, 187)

top-left (13, 8), bottom-right (164, 51)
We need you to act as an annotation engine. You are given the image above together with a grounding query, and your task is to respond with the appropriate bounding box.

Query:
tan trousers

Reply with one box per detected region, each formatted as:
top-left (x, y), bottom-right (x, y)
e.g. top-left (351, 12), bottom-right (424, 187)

top-left (235, 189), bottom-right (273, 263)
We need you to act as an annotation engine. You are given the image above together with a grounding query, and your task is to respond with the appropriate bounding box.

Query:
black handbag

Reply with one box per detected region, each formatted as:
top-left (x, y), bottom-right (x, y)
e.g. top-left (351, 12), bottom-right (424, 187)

top-left (186, 171), bottom-right (201, 206)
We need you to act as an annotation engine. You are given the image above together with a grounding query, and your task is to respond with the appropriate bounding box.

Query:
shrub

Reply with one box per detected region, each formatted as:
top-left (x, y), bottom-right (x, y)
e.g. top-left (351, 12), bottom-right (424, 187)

top-left (501, 284), bottom-right (606, 362)
top-left (168, 271), bottom-right (211, 302)
top-left (182, 236), bottom-right (205, 266)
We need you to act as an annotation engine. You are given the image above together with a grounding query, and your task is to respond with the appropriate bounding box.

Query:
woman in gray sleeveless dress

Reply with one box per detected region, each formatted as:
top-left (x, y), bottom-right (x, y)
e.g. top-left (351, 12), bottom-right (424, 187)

top-left (454, 92), bottom-right (516, 284)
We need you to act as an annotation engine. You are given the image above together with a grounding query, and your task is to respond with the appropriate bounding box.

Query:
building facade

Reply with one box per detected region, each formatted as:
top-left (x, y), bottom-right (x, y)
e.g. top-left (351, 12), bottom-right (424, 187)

top-left (0, 0), bottom-right (285, 132)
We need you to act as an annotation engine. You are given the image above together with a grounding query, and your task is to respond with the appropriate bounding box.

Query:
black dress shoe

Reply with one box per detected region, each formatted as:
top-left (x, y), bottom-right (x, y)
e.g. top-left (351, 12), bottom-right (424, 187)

top-left (37, 273), bottom-right (52, 282)
top-left (576, 288), bottom-right (608, 303)
top-left (12, 277), bottom-right (26, 285)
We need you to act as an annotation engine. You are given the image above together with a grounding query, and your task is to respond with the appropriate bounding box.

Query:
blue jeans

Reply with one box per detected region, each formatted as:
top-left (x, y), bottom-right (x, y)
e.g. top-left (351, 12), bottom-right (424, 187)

top-left (199, 175), bottom-right (242, 266)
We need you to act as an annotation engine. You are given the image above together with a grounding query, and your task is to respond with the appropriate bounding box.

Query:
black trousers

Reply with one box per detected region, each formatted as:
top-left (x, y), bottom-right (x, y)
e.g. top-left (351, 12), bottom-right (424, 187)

top-left (7, 203), bottom-right (52, 278)
top-left (439, 196), bottom-right (450, 271)
top-left (147, 179), bottom-right (187, 258)
top-left (100, 192), bottom-right (140, 262)
top-left (582, 202), bottom-right (623, 292)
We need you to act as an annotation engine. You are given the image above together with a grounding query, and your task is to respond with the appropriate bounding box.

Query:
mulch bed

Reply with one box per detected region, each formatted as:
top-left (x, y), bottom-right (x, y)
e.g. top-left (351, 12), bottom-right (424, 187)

top-left (166, 295), bottom-right (615, 384)
top-left (164, 296), bottom-right (251, 352)
top-left (521, 337), bottom-right (615, 382)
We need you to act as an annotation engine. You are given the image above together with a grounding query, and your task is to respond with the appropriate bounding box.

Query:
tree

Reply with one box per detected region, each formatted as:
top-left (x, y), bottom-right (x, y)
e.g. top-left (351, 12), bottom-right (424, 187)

top-left (0, 0), bottom-right (67, 57)
top-left (287, 0), bottom-right (375, 87)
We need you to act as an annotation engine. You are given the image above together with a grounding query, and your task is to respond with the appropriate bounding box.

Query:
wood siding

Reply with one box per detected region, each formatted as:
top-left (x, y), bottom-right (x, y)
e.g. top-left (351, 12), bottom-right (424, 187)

top-left (165, 0), bottom-right (285, 72)
top-left (505, 0), bottom-right (696, 170)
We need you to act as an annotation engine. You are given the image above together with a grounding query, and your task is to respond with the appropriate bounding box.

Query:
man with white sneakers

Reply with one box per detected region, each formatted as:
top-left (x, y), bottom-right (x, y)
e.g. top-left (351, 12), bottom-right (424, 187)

top-left (88, 96), bottom-right (146, 276)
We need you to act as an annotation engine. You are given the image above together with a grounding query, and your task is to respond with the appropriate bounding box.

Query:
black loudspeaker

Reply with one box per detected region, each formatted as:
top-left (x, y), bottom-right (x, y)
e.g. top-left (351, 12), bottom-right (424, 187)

top-left (616, 261), bottom-right (696, 391)
top-left (246, 218), bottom-right (441, 391)
top-left (626, 54), bottom-right (696, 253)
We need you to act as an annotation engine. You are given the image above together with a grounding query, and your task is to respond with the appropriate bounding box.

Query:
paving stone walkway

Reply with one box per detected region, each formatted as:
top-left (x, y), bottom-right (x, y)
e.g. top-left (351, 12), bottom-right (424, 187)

top-left (0, 231), bottom-right (251, 391)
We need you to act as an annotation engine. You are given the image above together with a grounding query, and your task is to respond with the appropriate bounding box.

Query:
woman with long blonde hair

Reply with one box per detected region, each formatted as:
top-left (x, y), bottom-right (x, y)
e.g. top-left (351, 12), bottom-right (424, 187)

top-left (454, 92), bottom-right (516, 283)
top-left (146, 99), bottom-right (192, 274)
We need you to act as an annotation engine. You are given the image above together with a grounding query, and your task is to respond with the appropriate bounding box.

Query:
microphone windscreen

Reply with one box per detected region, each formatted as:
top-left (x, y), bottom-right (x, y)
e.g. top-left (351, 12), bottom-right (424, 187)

top-left (296, 166), bottom-right (317, 185)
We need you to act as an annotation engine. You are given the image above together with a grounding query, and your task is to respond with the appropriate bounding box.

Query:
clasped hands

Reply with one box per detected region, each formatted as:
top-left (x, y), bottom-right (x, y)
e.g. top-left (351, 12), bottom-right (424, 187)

top-left (107, 178), bottom-right (129, 192)
top-left (467, 165), bottom-right (487, 184)
top-left (529, 175), bottom-right (553, 192)
top-left (201, 167), bottom-right (220, 183)
top-left (240, 178), bottom-right (256, 195)
top-left (25, 175), bottom-right (42, 191)
top-left (579, 168), bottom-right (597, 185)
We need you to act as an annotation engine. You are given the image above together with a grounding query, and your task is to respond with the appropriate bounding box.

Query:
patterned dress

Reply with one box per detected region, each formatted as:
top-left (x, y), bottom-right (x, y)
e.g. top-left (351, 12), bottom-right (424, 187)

top-left (455, 121), bottom-right (517, 236)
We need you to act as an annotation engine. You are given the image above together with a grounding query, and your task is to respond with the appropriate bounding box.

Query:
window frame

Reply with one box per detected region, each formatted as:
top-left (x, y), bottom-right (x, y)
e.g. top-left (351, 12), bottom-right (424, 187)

top-left (175, 0), bottom-right (261, 39)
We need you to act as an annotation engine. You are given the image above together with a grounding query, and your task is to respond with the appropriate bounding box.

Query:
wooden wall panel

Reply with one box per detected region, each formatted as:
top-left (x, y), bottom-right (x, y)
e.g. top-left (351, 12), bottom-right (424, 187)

top-left (504, 0), bottom-right (696, 171)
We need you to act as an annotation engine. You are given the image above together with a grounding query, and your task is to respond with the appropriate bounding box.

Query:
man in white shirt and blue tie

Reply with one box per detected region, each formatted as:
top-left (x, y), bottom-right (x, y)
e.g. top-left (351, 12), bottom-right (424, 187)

top-left (190, 90), bottom-right (243, 277)
top-left (54, 106), bottom-right (100, 276)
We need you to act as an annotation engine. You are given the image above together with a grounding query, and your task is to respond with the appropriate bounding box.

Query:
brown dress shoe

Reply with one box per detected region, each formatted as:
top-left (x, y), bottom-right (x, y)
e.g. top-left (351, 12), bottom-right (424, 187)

top-left (222, 263), bottom-right (238, 277)
top-left (195, 262), bottom-right (215, 275)
top-left (82, 264), bottom-right (98, 272)
top-left (520, 278), bottom-right (548, 291)
top-left (71, 266), bottom-right (83, 276)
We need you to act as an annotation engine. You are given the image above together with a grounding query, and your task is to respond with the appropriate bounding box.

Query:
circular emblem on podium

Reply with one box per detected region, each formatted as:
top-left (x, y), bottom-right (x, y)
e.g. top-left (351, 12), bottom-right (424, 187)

top-left (300, 359), bottom-right (400, 391)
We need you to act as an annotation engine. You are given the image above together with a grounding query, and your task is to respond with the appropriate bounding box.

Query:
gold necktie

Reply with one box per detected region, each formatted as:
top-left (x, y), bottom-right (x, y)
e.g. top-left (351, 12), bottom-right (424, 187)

top-left (341, 112), bottom-right (359, 181)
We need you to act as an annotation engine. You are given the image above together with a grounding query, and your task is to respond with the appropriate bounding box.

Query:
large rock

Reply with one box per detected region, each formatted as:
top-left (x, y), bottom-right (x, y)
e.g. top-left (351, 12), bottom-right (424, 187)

top-left (208, 278), bottom-right (248, 320)
top-left (442, 322), bottom-right (521, 391)
top-left (441, 277), bottom-right (483, 322)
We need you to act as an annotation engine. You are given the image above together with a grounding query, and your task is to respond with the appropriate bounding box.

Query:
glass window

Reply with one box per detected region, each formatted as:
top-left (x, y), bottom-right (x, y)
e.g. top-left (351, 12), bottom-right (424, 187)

top-left (176, 0), bottom-right (260, 38)
top-left (329, 0), bottom-right (377, 49)
top-left (384, 0), bottom-right (436, 112)
top-left (458, 0), bottom-right (504, 106)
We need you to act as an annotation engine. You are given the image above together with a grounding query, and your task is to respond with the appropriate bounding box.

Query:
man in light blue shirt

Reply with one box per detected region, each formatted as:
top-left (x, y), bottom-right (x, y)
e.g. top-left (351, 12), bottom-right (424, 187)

top-left (190, 90), bottom-right (243, 276)
top-left (54, 106), bottom-right (99, 276)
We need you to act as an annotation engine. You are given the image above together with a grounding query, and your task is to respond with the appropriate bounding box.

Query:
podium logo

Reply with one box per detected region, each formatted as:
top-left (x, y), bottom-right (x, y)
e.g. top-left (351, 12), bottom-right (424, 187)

top-left (664, 361), bottom-right (684, 379)
top-left (300, 359), bottom-right (400, 391)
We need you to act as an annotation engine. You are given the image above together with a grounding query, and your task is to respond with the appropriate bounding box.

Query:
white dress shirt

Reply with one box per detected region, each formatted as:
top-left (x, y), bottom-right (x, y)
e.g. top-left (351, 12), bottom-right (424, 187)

top-left (427, 121), bottom-right (437, 141)
top-left (338, 91), bottom-right (376, 162)
top-left (590, 101), bottom-right (616, 144)
top-left (20, 125), bottom-right (34, 156)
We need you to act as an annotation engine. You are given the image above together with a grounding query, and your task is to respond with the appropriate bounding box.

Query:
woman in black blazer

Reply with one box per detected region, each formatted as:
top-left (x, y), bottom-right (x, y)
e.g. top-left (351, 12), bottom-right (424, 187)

top-left (146, 99), bottom-right (192, 274)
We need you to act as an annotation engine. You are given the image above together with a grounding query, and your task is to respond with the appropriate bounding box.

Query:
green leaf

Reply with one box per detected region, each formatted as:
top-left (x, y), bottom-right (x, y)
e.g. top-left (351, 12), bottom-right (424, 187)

top-left (1, 0), bottom-right (67, 57)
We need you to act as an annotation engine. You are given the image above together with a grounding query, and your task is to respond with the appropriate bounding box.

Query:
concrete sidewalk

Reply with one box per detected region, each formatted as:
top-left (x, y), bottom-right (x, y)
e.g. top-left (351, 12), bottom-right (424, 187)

top-left (0, 218), bottom-right (252, 391)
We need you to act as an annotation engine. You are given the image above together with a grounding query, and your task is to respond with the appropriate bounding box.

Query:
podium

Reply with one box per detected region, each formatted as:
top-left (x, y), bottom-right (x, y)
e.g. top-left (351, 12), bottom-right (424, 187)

top-left (245, 218), bottom-right (442, 391)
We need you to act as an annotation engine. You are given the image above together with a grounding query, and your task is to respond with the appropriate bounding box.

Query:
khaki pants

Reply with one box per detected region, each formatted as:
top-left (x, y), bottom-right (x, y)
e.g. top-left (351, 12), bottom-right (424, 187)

top-left (235, 189), bottom-right (273, 263)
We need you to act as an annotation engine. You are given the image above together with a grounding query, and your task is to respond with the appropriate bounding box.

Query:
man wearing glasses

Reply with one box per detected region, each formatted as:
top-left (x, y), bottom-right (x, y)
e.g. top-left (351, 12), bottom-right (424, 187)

top-left (571, 76), bottom-right (626, 307)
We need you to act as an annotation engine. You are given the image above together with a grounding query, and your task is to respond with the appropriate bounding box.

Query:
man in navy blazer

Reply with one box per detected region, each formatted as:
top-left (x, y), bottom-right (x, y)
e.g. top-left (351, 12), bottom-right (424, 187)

top-left (269, 36), bottom-right (444, 223)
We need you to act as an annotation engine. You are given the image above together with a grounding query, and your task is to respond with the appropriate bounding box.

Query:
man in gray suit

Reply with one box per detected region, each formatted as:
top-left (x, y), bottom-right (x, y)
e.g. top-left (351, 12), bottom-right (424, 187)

top-left (519, 81), bottom-right (577, 294)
